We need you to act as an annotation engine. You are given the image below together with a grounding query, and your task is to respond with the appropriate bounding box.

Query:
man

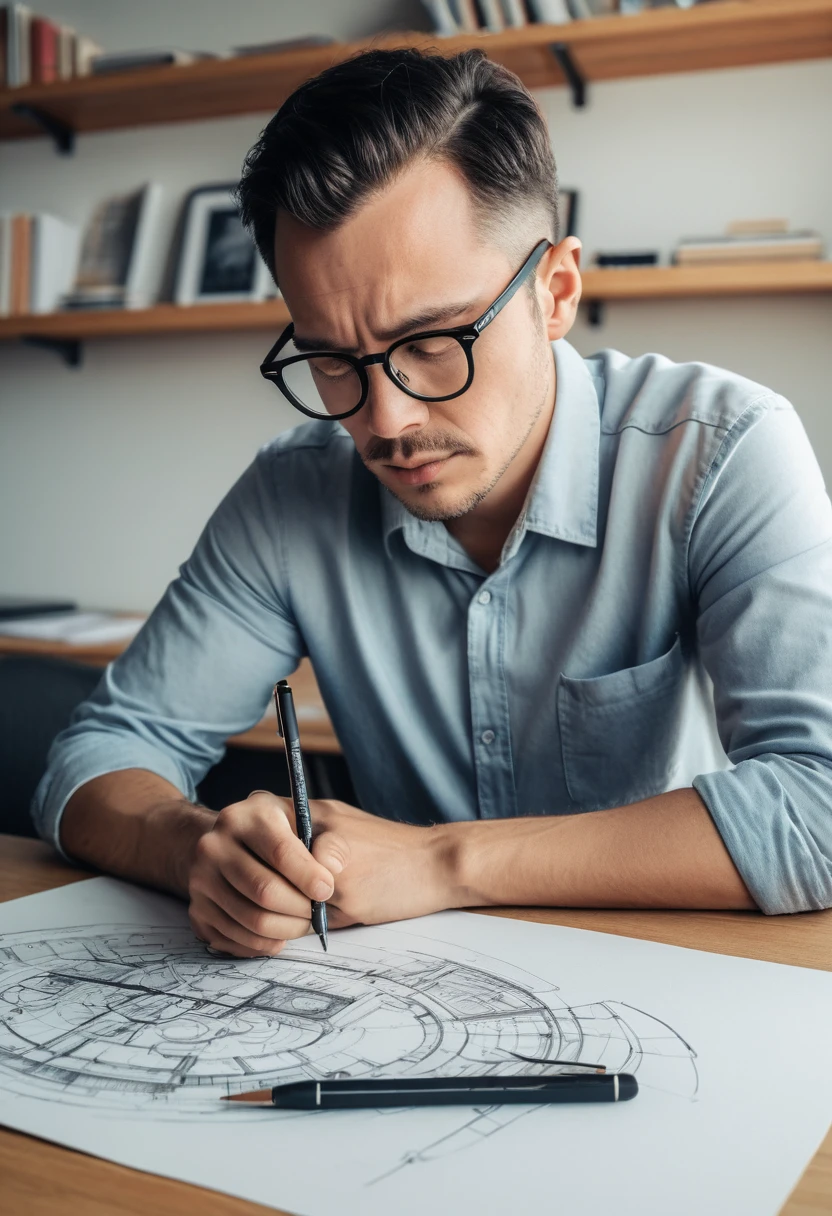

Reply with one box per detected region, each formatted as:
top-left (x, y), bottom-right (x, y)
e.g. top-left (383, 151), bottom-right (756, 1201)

top-left (34, 49), bottom-right (832, 955)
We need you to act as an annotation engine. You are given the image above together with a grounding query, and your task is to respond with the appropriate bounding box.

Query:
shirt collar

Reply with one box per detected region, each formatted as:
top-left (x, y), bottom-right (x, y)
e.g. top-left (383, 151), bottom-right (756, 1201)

top-left (520, 337), bottom-right (599, 549)
top-left (380, 337), bottom-right (600, 563)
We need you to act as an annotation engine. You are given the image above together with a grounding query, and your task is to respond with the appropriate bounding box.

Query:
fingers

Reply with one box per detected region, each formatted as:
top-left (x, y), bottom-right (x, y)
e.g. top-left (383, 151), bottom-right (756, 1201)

top-left (188, 792), bottom-right (336, 956)
top-left (190, 894), bottom-right (294, 957)
top-left (312, 829), bottom-right (350, 878)
top-left (226, 794), bottom-right (335, 903)
top-left (215, 845), bottom-right (312, 921)
top-left (206, 872), bottom-right (311, 940)
top-left (191, 911), bottom-right (285, 959)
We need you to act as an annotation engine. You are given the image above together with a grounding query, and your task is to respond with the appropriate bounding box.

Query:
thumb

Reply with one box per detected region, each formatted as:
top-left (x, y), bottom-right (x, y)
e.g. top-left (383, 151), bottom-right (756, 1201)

top-left (313, 830), bottom-right (350, 877)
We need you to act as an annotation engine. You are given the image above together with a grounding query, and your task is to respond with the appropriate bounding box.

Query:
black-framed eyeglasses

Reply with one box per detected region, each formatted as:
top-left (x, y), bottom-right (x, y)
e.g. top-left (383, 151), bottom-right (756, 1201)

top-left (259, 239), bottom-right (551, 421)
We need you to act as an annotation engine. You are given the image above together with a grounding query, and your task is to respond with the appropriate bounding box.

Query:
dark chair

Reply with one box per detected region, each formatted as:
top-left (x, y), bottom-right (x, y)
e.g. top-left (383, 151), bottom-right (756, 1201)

top-left (0, 655), bottom-right (102, 837)
top-left (0, 654), bottom-right (356, 838)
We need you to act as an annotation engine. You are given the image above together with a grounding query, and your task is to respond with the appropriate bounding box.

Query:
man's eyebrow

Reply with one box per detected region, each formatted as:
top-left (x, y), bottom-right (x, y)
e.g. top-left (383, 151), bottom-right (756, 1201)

top-left (292, 301), bottom-right (478, 354)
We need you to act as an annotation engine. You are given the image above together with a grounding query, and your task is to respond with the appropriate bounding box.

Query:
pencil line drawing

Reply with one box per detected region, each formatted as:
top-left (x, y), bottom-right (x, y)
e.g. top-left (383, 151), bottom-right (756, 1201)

top-left (0, 924), bottom-right (698, 1180)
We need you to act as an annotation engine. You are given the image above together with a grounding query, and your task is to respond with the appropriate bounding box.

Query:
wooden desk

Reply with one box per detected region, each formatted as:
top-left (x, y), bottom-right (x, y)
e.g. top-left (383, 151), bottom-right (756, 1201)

top-left (0, 632), bottom-right (340, 755)
top-left (1, 835), bottom-right (831, 1216)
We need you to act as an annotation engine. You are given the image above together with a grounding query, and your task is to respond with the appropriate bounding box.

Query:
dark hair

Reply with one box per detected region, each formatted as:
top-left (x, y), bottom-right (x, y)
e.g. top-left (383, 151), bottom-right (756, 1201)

top-left (236, 47), bottom-right (558, 280)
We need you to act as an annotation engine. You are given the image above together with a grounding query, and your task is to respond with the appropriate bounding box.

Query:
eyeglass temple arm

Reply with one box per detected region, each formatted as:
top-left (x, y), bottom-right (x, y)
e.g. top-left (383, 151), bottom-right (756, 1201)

top-left (260, 322), bottom-right (296, 369)
top-left (262, 241), bottom-right (551, 367)
top-left (473, 239), bottom-right (551, 335)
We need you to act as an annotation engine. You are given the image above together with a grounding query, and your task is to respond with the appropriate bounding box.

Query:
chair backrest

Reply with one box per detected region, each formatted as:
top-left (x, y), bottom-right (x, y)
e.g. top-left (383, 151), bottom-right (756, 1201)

top-left (0, 655), bottom-right (103, 837)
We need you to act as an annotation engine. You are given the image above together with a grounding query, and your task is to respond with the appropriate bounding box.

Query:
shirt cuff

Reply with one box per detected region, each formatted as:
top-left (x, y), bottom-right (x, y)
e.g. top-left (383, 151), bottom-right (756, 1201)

top-left (31, 737), bottom-right (194, 861)
top-left (693, 758), bottom-right (832, 915)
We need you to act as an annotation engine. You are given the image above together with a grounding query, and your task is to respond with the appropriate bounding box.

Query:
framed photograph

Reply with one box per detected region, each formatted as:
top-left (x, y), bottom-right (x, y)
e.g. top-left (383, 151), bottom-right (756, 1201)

top-left (173, 184), bottom-right (274, 306)
top-left (63, 183), bottom-right (164, 310)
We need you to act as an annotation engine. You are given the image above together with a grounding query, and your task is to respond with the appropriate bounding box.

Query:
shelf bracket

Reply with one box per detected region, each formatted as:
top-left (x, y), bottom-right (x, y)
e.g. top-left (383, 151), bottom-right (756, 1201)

top-left (586, 300), bottom-right (604, 327)
top-left (10, 102), bottom-right (75, 155)
top-left (22, 336), bottom-right (83, 367)
top-left (551, 43), bottom-right (586, 109)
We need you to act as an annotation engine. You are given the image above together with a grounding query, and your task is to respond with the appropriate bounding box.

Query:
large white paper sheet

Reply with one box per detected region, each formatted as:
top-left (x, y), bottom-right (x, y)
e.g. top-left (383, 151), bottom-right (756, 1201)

top-left (0, 877), bottom-right (830, 1216)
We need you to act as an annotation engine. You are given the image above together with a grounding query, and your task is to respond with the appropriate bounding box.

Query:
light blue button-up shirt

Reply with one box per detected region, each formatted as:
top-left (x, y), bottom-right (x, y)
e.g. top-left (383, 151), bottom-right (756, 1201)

top-left (34, 339), bottom-right (832, 914)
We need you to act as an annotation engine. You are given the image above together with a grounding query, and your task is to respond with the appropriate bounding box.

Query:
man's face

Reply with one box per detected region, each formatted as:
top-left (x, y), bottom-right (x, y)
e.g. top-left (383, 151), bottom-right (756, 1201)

top-left (274, 160), bottom-right (556, 522)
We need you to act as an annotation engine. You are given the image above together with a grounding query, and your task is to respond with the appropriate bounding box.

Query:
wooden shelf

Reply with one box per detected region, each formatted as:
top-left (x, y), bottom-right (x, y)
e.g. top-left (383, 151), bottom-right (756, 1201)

top-left (1, 1), bottom-right (831, 144)
top-left (0, 299), bottom-right (290, 342)
top-left (1, 264), bottom-right (829, 351)
top-left (581, 259), bottom-right (832, 301)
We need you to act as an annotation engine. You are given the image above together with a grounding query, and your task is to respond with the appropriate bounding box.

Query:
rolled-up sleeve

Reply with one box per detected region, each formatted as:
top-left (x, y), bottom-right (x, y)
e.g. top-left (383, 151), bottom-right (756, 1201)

top-left (32, 446), bottom-right (304, 854)
top-left (690, 396), bottom-right (832, 913)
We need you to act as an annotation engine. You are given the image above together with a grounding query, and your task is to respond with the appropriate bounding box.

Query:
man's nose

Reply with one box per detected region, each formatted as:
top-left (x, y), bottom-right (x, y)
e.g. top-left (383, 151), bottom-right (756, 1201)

top-left (363, 362), bottom-right (430, 439)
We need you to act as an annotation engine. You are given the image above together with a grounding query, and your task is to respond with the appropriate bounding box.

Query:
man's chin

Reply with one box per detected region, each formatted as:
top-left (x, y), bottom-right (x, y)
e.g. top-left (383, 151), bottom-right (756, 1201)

top-left (388, 480), bottom-right (490, 523)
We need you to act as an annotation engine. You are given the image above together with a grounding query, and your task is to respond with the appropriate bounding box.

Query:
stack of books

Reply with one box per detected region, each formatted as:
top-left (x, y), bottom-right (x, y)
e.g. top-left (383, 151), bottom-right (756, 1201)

top-left (673, 220), bottom-right (825, 267)
top-left (0, 4), bottom-right (103, 87)
top-left (422, 0), bottom-right (585, 33)
top-left (0, 213), bottom-right (79, 316)
top-left (419, 0), bottom-right (703, 30)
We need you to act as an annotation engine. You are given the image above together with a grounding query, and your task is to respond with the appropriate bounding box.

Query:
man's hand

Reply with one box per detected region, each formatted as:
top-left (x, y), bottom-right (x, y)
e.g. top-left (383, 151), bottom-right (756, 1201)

top-left (187, 792), bottom-right (460, 958)
top-left (62, 771), bottom-right (754, 959)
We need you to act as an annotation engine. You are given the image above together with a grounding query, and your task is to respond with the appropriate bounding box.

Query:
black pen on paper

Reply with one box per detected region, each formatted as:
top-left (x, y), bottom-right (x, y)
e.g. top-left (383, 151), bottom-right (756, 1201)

top-left (274, 679), bottom-right (329, 951)
top-left (222, 1073), bottom-right (638, 1109)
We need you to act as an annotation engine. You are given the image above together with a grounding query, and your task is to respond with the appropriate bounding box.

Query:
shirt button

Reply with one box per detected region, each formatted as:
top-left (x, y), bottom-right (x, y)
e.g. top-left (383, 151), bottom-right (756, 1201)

top-left (481, 729), bottom-right (496, 745)
top-left (477, 590), bottom-right (492, 605)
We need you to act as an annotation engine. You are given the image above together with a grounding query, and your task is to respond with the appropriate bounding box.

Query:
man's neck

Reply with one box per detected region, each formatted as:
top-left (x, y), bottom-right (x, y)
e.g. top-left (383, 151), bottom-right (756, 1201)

top-left (446, 373), bottom-right (556, 574)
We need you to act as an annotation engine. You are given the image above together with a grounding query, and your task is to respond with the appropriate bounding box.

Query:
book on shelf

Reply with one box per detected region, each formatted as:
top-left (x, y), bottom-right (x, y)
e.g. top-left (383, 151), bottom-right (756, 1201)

top-left (455, 0), bottom-right (481, 32)
top-left (73, 33), bottom-right (102, 76)
top-left (422, 0), bottom-right (572, 32)
top-left (231, 35), bottom-right (336, 57)
top-left (29, 13), bottom-right (56, 83)
top-left (673, 229), bottom-right (824, 266)
top-left (0, 212), bottom-right (80, 316)
top-left (90, 49), bottom-right (215, 75)
top-left (502, 0), bottom-right (530, 25)
top-left (420, 0), bottom-right (634, 34)
top-left (421, 0), bottom-right (714, 28)
top-left (1, 3), bottom-right (103, 87)
top-left (527, 0), bottom-right (573, 21)
top-left (9, 213), bottom-right (31, 313)
top-left (421, 0), bottom-right (462, 33)
top-left (479, 0), bottom-right (507, 31)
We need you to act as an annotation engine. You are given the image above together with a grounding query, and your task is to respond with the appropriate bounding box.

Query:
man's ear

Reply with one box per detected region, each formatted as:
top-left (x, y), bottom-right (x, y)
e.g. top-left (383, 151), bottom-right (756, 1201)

top-left (536, 237), bottom-right (582, 341)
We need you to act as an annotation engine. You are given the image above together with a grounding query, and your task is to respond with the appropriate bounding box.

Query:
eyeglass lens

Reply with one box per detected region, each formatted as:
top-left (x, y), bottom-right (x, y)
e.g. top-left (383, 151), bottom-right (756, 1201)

top-left (280, 333), bottom-right (471, 418)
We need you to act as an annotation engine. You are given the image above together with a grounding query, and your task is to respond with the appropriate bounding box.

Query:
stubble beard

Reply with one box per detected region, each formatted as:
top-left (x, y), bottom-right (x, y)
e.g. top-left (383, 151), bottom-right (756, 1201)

top-left (385, 337), bottom-right (553, 524)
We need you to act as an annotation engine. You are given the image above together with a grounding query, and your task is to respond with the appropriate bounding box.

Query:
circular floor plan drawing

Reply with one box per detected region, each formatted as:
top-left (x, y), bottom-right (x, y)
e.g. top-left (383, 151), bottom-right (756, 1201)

top-left (0, 925), bottom-right (698, 1118)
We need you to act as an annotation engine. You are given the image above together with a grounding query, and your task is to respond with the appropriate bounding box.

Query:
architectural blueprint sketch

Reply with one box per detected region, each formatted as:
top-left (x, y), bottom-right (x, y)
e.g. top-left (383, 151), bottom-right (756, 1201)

top-left (1, 877), bottom-right (831, 1216)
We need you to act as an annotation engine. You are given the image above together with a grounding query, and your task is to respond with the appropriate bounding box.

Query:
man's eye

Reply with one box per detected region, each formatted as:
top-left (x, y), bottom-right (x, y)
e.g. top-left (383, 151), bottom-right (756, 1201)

top-left (404, 337), bottom-right (456, 359)
top-left (310, 358), bottom-right (353, 379)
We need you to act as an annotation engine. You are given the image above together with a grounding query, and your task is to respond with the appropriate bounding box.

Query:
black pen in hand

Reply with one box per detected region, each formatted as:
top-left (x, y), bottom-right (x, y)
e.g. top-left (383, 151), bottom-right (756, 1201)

top-left (274, 679), bottom-right (329, 951)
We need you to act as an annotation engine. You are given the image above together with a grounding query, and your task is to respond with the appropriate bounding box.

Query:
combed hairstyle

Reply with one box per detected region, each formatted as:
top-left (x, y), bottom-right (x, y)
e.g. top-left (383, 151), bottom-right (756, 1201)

top-left (236, 47), bottom-right (559, 281)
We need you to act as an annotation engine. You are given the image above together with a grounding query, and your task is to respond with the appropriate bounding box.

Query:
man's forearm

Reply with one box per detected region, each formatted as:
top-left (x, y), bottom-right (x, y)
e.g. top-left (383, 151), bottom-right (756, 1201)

top-left (61, 769), bottom-right (216, 897)
top-left (447, 787), bottom-right (756, 911)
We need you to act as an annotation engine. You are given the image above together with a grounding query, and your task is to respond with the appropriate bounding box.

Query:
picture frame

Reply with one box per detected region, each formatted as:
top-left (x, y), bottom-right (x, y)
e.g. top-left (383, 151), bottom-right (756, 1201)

top-left (62, 182), bottom-right (164, 310)
top-left (173, 184), bottom-right (274, 306)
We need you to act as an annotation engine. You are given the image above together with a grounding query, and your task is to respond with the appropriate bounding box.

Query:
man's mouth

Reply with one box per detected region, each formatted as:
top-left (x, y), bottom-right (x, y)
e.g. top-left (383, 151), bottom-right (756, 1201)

top-left (384, 454), bottom-right (457, 487)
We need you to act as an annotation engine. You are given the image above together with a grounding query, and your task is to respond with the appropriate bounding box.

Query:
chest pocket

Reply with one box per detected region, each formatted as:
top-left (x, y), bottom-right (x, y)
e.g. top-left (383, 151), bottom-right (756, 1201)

top-left (557, 636), bottom-right (687, 811)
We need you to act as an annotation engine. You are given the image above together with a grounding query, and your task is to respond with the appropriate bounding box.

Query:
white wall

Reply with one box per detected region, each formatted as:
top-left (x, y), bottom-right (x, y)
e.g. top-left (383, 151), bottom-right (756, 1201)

top-left (1, 1), bottom-right (830, 611)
